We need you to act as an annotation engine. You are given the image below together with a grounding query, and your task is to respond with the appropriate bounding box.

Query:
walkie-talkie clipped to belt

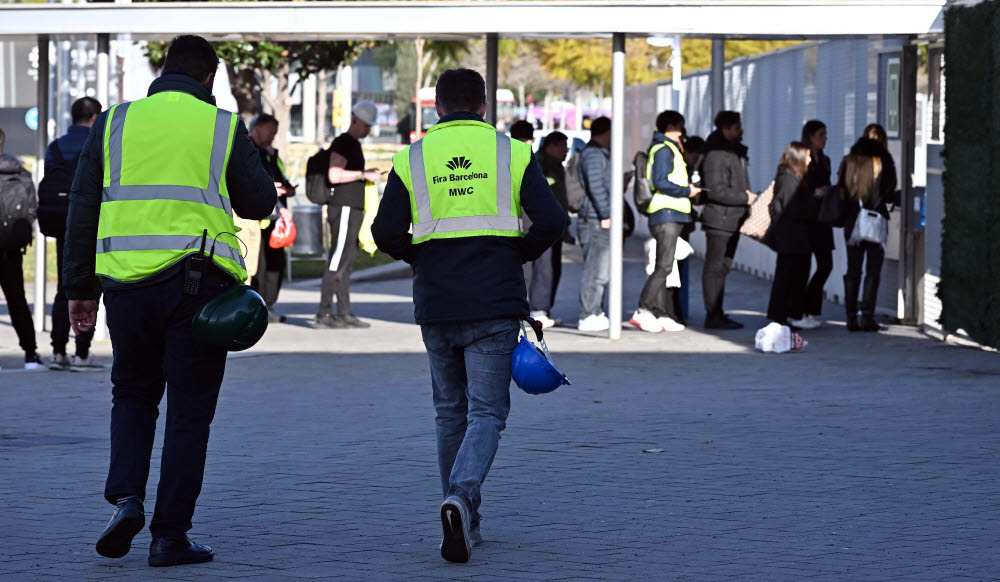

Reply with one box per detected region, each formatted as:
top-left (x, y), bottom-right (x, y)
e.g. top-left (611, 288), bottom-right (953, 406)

top-left (184, 229), bottom-right (210, 296)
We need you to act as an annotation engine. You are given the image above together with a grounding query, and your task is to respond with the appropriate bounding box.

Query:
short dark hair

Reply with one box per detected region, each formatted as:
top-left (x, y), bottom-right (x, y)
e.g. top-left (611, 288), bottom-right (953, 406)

top-left (683, 135), bottom-right (705, 153)
top-left (250, 113), bottom-right (279, 131)
top-left (163, 35), bottom-right (219, 82)
top-left (590, 116), bottom-right (611, 137)
top-left (509, 120), bottom-right (534, 142)
top-left (655, 110), bottom-right (685, 134)
top-left (714, 110), bottom-right (741, 130)
top-left (71, 97), bottom-right (102, 125)
top-left (435, 68), bottom-right (487, 115)
top-left (543, 131), bottom-right (568, 149)
top-left (801, 119), bottom-right (826, 145)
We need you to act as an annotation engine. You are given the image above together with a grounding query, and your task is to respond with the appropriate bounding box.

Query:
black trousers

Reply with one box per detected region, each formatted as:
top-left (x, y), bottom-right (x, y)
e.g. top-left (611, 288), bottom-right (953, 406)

top-left (804, 248), bottom-right (833, 316)
top-left (0, 248), bottom-right (36, 354)
top-left (103, 265), bottom-right (230, 540)
top-left (52, 237), bottom-right (95, 357)
top-left (702, 229), bottom-right (741, 321)
top-left (767, 253), bottom-right (811, 323)
top-left (845, 242), bottom-right (884, 318)
top-left (550, 239), bottom-right (563, 309)
top-left (318, 205), bottom-right (364, 316)
top-left (639, 222), bottom-right (685, 320)
top-left (252, 223), bottom-right (286, 308)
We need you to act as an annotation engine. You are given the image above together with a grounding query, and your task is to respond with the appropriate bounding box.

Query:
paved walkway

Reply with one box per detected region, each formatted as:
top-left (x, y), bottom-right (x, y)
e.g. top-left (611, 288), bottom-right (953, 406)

top-left (1, 240), bottom-right (998, 580)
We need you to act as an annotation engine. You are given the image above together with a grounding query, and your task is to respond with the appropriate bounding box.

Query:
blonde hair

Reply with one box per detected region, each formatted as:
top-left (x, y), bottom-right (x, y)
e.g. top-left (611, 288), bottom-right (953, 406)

top-left (841, 155), bottom-right (883, 204)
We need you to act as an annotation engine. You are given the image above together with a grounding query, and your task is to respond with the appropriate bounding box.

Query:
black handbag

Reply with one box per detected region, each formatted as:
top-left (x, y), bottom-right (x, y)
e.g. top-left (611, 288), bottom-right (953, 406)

top-left (817, 185), bottom-right (846, 227)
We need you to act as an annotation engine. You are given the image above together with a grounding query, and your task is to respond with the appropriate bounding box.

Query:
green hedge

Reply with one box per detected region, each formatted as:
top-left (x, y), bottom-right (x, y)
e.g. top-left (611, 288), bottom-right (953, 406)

top-left (940, 0), bottom-right (1000, 348)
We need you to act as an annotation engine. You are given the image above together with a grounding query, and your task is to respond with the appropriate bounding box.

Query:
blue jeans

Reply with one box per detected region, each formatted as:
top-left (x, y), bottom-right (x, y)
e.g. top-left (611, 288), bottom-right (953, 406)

top-left (420, 318), bottom-right (519, 527)
top-left (578, 219), bottom-right (610, 319)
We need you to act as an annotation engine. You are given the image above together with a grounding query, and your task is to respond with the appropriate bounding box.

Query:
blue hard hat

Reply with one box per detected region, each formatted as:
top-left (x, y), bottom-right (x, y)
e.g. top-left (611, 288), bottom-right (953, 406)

top-left (511, 317), bottom-right (571, 395)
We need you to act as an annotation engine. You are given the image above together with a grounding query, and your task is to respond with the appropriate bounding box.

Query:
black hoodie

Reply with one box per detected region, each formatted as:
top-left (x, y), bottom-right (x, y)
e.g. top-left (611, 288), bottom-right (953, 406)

top-left (700, 129), bottom-right (752, 233)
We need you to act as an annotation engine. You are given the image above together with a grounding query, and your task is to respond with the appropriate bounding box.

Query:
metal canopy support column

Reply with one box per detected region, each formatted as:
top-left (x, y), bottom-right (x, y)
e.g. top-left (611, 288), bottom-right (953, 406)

top-left (485, 33), bottom-right (498, 126)
top-left (609, 32), bottom-right (625, 340)
top-left (898, 42), bottom-right (921, 324)
top-left (33, 34), bottom-right (49, 333)
top-left (711, 39), bottom-right (725, 116)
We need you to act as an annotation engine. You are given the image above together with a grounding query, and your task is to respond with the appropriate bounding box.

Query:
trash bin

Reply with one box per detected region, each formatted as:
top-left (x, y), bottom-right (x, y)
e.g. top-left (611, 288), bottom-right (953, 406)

top-left (292, 204), bottom-right (324, 256)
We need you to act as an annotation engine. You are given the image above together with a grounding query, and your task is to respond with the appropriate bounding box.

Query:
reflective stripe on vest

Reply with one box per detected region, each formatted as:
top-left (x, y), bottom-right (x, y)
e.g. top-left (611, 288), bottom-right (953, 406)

top-left (392, 119), bottom-right (530, 243)
top-left (646, 140), bottom-right (692, 215)
top-left (97, 93), bottom-right (246, 283)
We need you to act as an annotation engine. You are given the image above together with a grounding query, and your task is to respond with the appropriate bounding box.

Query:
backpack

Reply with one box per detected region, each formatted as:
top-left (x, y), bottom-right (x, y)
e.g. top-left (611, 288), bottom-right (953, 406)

top-left (0, 171), bottom-right (36, 250)
top-left (37, 140), bottom-right (79, 238)
top-left (564, 154), bottom-right (586, 214)
top-left (632, 148), bottom-right (653, 214)
top-left (305, 147), bottom-right (334, 205)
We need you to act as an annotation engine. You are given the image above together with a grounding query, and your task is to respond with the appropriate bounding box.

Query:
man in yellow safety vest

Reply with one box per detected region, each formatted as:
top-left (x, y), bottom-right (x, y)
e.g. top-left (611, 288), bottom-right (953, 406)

top-left (372, 68), bottom-right (565, 563)
top-left (629, 110), bottom-right (701, 333)
top-left (63, 35), bottom-right (276, 567)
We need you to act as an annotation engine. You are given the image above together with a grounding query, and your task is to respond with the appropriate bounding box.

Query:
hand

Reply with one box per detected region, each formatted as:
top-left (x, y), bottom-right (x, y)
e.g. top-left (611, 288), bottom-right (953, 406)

top-left (814, 186), bottom-right (828, 199)
top-left (746, 190), bottom-right (758, 205)
top-left (688, 185), bottom-right (702, 198)
top-left (69, 299), bottom-right (99, 335)
top-left (600, 218), bottom-right (611, 229)
top-left (279, 207), bottom-right (292, 222)
top-left (364, 170), bottom-right (381, 182)
top-left (275, 182), bottom-right (289, 197)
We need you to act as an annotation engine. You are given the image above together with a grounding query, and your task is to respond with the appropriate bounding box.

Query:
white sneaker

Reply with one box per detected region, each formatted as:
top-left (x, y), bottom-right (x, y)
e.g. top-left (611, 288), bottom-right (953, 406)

top-left (530, 311), bottom-right (556, 329)
top-left (656, 316), bottom-right (686, 332)
top-left (802, 314), bottom-right (823, 328)
top-left (49, 353), bottom-right (72, 371)
top-left (70, 355), bottom-right (105, 373)
top-left (578, 313), bottom-right (610, 332)
top-left (788, 316), bottom-right (821, 330)
top-left (629, 310), bottom-right (662, 333)
top-left (24, 353), bottom-right (44, 371)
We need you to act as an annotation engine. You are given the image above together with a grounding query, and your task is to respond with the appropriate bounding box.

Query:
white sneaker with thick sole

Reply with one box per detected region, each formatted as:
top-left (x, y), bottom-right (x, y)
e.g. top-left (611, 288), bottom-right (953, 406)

top-left (578, 313), bottom-right (610, 332)
top-left (70, 355), bottom-right (105, 373)
top-left (801, 314), bottom-right (823, 328)
top-left (656, 316), bottom-right (686, 332)
top-left (530, 311), bottom-right (556, 329)
top-left (788, 316), bottom-right (821, 330)
top-left (49, 353), bottom-right (72, 371)
top-left (439, 496), bottom-right (471, 563)
top-left (629, 310), bottom-right (662, 333)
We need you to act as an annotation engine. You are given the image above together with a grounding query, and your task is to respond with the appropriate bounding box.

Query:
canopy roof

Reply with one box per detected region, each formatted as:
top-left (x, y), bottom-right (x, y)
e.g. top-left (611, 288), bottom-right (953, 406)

top-left (0, 1), bottom-right (946, 42)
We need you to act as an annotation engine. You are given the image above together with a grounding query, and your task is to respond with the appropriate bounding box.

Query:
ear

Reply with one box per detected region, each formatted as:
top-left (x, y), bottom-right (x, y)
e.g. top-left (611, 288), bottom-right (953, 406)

top-left (435, 100), bottom-right (445, 118)
top-left (477, 103), bottom-right (488, 118)
top-left (202, 72), bottom-right (216, 91)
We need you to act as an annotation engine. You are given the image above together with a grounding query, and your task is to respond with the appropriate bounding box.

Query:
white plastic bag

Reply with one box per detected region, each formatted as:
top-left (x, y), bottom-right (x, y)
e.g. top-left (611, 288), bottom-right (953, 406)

top-left (754, 322), bottom-right (807, 353)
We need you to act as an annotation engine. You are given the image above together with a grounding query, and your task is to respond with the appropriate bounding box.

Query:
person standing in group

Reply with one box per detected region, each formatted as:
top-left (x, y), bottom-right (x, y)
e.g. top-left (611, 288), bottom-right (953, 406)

top-left (630, 110), bottom-right (700, 333)
top-left (510, 120), bottom-right (557, 328)
top-left (314, 101), bottom-right (381, 329)
top-left (765, 142), bottom-right (814, 327)
top-left (842, 124), bottom-right (898, 332)
top-left (0, 128), bottom-right (42, 370)
top-left (799, 120), bottom-right (833, 329)
top-left (701, 111), bottom-right (757, 330)
top-left (38, 97), bottom-right (105, 372)
top-left (62, 35), bottom-right (276, 566)
top-left (372, 68), bottom-right (564, 563)
top-left (248, 113), bottom-right (295, 324)
top-left (537, 131), bottom-right (570, 324)
top-left (576, 116), bottom-right (613, 332)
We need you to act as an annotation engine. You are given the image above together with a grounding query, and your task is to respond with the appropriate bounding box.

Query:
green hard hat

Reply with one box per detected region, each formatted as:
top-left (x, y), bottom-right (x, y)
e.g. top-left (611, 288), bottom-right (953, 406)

top-left (191, 284), bottom-right (269, 352)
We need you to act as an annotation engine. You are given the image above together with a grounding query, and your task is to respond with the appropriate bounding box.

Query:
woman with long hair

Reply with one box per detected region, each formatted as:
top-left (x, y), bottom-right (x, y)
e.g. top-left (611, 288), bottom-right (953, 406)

top-left (840, 123), bottom-right (898, 332)
top-left (765, 142), bottom-right (814, 327)
top-left (799, 120), bottom-right (833, 328)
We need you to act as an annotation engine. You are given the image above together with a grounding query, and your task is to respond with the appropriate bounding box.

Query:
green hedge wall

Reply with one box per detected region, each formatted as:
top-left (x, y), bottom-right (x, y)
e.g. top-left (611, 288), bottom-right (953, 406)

top-left (940, 0), bottom-right (1000, 348)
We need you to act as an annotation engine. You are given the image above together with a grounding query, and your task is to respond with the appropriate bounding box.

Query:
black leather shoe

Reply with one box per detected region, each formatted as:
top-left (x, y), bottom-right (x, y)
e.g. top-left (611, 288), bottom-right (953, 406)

top-left (860, 317), bottom-right (886, 332)
top-left (148, 537), bottom-right (214, 567)
top-left (846, 317), bottom-right (861, 332)
top-left (705, 316), bottom-right (744, 330)
top-left (96, 496), bottom-right (145, 559)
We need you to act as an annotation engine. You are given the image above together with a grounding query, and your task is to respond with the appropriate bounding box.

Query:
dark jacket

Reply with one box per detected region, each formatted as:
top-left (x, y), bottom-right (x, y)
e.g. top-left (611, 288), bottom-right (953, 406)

top-left (647, 132), bottom-right (692, 226)
top-left (701, 129), bottom-right (751, 233)
top-left (257, 146), bottom-right (293, 218)
top-left (63, 73), bottom-right (277, 300)
top-left (372, 111), bottom-right (566, 325)
top-left (765, 166), bottom-right (812, 255)
top-left (841, 138), bottom-right (899, 237)
top-left (805, 151), bottom-right (834, 251)
top-left (539, 150), bottom-right (568, 213)
top-left (45, 124), bottom-right (91, 167)
top-left (579, 141), bottom-right (611, 220)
